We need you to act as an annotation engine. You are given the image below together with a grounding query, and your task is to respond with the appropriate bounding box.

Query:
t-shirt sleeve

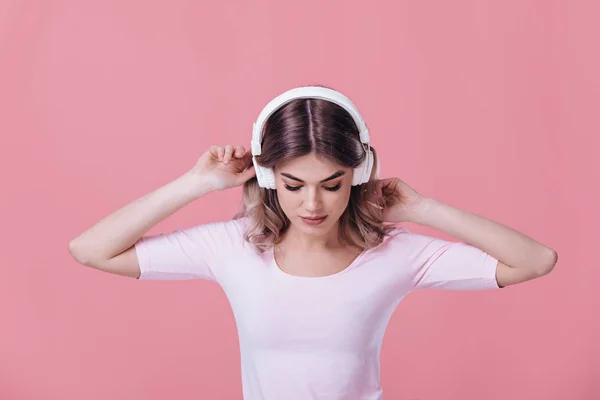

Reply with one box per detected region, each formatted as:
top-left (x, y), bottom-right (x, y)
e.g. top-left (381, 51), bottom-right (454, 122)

top-left (399, 230), bottom-right (501, 291)
top-left (133, 219), bottom-right (242, 282)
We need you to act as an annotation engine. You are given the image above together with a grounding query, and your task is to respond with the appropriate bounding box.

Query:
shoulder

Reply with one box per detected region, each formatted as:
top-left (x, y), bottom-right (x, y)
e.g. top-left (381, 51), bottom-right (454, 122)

top-left (380, 225), bottom-right (478, 260)
top-left (204, 216), bottom-right (247, 231)
top-left (381, 225), bottom-right (411, 245)
top-left (175, 217), bottom-right (255, 264)
top-left (369, 224), bottom-right (447, 257)
top-left (193, 217), bottom-right (248, 242)
top-left (363, 225), bottom-right (411, 256)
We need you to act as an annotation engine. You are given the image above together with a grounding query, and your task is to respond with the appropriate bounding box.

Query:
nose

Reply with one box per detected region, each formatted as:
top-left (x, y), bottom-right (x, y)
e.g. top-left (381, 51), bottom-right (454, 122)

top-left (303, 186), bottom-right (323, 212)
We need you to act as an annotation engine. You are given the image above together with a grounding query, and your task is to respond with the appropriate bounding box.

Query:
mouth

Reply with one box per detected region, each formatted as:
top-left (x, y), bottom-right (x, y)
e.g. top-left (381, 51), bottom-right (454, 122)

top-left (300, 215), bottom-right (328, 225)
top-left (301, 215), bottom-right (327, 220)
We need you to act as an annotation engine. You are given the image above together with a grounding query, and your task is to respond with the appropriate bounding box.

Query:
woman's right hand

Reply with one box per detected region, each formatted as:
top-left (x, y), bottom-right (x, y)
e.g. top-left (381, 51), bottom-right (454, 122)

top-left (187, 144), bottom-right (256, 193)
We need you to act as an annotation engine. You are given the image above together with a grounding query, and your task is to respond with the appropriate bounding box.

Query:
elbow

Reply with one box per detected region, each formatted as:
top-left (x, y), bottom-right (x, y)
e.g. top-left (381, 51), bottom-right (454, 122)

top-left (536, 248), bottom-right (558, 277)
top-left (69, 240), bottom-right (91, 266)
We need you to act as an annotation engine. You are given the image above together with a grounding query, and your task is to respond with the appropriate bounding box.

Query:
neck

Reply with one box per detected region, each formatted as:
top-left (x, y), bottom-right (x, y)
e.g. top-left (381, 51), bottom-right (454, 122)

top-left (281, 220), bottom-right (342, 251)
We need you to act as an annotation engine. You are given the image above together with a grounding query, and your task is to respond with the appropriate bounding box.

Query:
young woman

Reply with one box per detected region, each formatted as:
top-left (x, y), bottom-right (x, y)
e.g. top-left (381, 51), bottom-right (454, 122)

top-left (69, 85), bottom-right (558, 400)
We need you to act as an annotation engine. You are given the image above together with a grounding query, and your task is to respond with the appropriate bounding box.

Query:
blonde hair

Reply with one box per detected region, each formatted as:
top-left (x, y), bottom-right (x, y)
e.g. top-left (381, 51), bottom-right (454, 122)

top-left (232, 85), bottom-right (395, 252)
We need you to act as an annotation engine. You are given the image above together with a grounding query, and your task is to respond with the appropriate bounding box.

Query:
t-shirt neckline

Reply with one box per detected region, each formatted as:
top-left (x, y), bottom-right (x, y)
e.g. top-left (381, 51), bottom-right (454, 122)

top-left (270, 246), bottom-right (368, 280)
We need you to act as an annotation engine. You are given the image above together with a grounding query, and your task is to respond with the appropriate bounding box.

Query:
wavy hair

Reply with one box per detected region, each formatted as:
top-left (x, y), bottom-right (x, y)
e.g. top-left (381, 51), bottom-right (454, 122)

top-left (232, 84), bottom-right (395, 252)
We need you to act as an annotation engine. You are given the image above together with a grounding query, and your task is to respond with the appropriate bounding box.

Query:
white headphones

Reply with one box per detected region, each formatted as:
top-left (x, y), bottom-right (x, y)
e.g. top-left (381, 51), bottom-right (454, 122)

top-left (251, 86), bottom-right (374, 189)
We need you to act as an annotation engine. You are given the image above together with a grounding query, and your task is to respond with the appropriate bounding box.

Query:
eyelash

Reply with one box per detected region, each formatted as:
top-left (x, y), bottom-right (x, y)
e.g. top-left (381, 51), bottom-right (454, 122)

top-left (284, 183), bottom-right (342, 192)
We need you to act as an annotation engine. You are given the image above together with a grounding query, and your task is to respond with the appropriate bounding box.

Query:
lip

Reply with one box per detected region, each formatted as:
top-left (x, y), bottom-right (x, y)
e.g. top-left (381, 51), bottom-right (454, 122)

top-left (301, 215), bottom-right (327, 220)
top-left (300, 215), bottom-right (328, 225)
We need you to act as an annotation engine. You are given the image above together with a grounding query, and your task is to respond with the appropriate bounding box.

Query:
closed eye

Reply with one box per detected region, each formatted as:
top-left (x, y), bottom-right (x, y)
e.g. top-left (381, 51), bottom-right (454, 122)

top-left (283, 183), bottom-right (342, 192)
top-left (325, 183), bottom-right (342, 191)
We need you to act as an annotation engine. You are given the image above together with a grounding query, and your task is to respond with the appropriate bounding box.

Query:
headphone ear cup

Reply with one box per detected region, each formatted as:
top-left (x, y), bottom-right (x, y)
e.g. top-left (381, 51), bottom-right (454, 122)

top-left (252, 157), bottom-right (276, 189)
top-left (352, 149), bottom-right (374, 186)
top-left (365, 149), bottom-right (374, 182)
top-left (352, 164), bottom-right (362, 186)
top-left (252, 157), bottom-right (262, 185)
top-left (262, 167), bottom-right (276, 189)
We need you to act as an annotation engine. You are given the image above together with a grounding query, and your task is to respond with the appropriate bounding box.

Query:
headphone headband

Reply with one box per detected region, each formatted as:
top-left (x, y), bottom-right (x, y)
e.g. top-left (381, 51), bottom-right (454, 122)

top-left (251, 86), bottom-right (370, 156)
top-left (250, 86), bottom-right (374, 189)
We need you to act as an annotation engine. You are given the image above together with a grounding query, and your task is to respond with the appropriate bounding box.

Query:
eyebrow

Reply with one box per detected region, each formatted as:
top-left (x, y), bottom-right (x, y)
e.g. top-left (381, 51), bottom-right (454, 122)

top-left (280, 170), bottom-right (345, 183)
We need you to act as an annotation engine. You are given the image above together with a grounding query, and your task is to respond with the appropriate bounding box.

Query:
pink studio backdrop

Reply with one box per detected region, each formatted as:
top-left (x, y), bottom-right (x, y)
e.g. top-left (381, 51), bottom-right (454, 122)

top-left (1, 1), bottom-right (597, 399)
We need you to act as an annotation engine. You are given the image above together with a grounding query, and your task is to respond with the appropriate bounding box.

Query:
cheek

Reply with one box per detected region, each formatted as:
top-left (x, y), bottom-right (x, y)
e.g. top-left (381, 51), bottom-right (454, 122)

top-left (276, 190), bottom-right (298, 209)
top-left (329, 190), bottom-right (351, 211)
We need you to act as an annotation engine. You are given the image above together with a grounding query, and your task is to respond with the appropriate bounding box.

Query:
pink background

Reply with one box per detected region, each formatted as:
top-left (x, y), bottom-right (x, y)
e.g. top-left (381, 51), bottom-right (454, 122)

top-left (1, 1), bottom-right (598, 399)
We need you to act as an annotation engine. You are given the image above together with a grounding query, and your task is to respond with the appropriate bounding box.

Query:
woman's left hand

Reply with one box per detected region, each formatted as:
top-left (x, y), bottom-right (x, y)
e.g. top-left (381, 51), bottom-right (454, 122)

top-left (368, 177), bottom-right (428, 223)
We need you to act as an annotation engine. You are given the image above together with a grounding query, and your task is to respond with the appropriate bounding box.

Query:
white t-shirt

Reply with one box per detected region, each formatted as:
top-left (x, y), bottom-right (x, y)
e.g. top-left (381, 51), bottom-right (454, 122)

top-left (135, 217), bottom-right (500, 400)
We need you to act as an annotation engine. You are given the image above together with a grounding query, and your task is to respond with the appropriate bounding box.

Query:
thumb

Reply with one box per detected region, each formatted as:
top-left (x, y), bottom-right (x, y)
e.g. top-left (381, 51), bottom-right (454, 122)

top-left (237, 165), bottom-right (256, 184)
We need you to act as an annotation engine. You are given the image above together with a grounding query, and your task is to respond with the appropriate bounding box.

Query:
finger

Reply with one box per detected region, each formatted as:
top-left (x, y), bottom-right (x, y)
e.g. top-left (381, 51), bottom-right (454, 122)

top-left (223, 145), bottom-right (234, 164)
top-left (366, 200), bottom-right (384, 210)
top-left (234, 145), bottom-right (245, 158)
top-left (209, 145), bottom-right (222, 160)
top-left (239, 165), bottom-right (256, 183)
top-left (240, 150), bottom-right (254, 166)
top-left (216, 146), bottom-right (225, 161)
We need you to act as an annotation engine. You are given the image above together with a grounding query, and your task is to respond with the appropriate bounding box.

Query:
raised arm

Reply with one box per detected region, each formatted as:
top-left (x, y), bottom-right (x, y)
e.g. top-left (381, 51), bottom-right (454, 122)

top-left (412, 197), bottom-right (558, 288)
top-left (68, 144), bottom-right (255, 278)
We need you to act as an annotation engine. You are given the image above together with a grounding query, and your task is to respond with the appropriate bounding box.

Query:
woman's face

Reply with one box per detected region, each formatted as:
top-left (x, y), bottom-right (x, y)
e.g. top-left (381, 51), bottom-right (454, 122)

top-left (274, 153), bottom-right (353, 237)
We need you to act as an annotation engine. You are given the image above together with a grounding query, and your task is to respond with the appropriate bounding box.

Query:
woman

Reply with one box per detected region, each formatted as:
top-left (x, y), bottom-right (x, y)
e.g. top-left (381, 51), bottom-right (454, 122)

top-left (69, 85), bottom-right (558, 400)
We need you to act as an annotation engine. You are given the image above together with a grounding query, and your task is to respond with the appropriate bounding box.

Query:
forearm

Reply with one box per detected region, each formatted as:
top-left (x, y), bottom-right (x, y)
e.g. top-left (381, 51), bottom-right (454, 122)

top-left (412, 197), bottom-right (557, 273)
top-left (69, 172), bottom-right (211, 264)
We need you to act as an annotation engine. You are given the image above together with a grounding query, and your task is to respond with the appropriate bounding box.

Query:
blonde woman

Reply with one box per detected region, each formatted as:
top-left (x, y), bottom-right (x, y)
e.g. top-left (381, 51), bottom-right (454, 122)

top-left (70, 85), bottom-right (558, 400)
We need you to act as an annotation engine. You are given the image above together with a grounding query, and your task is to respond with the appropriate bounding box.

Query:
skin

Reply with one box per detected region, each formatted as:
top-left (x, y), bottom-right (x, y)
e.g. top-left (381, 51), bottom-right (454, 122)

top-left (274, 153), bottom-right (355, 252)
top-left (70, 143), bottom-right (557, 285)
top-left (215, 144), bottom-right (558, 286)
